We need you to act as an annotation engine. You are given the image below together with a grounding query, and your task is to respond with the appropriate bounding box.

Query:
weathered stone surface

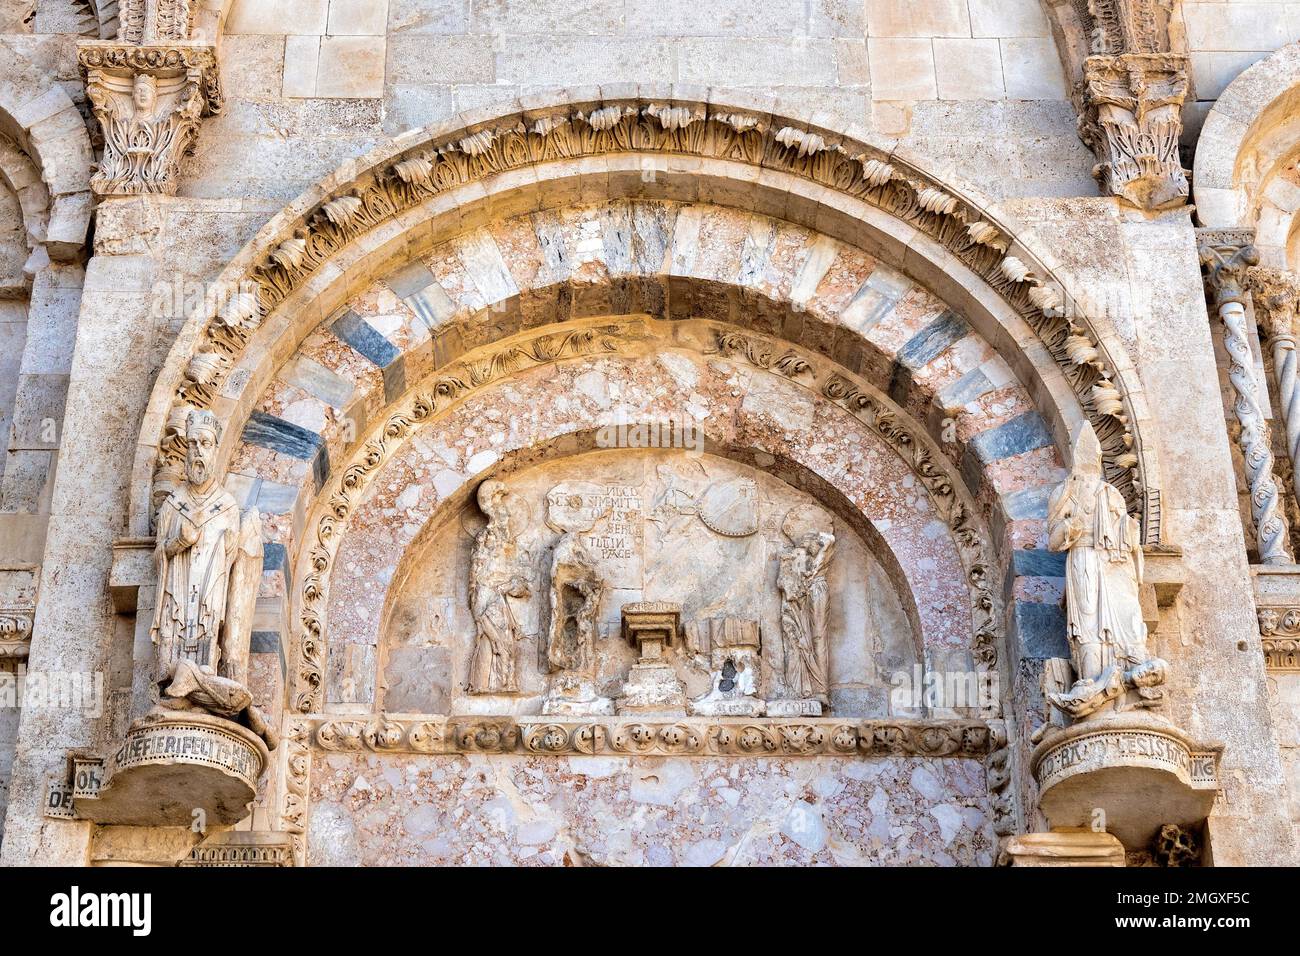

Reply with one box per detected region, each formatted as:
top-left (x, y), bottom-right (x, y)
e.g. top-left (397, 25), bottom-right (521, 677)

top-left (0, 2), bottom-right (1297, 872)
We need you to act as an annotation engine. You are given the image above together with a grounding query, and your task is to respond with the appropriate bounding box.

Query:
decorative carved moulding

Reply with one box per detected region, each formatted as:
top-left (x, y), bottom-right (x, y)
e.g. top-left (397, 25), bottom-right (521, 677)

top-left (151, 94), bottom-right (1152, 547)
top-left (1031, 712), bottom-right (1222, 849)
top-left (0, 605), bottom-right (34, 658)
top-left (1082, 0), bottom-right (1173, 56)
top-left (1252, 564), bottom-right (1300, 671)
top-left (118, 0), bottom-right (196, 43)
top-left (311, 716), bottom-right (1005, 759)
top-left (68, 711), bottom-right (268, 827)
top-left (77, 41), bottom-right (222, 197)
top-left (1074, 52), bottom-right (1189, 210)
top-left (1199, 229), bottom-right (1294, 565)
top-left (181, 832), bottom-right (294, 867)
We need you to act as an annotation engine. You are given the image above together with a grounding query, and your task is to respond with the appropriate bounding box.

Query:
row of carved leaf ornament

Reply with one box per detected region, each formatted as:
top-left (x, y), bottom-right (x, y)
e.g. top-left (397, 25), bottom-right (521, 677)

top-left (311, 716), bottom-right (1007, 758)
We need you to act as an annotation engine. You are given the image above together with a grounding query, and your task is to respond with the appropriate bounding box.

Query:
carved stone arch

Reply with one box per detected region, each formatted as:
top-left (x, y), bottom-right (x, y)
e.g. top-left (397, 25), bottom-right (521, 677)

top-left (0, 134), bottom-right (46, 293)
top-left (0, 44), bottom-right (93, 260)
top-left (1194, 44), bottom-right (1300, 266)
top-left (128, 89), bottom-right (1161, 545)
top-left (286, 321), bottom-right (998, 714)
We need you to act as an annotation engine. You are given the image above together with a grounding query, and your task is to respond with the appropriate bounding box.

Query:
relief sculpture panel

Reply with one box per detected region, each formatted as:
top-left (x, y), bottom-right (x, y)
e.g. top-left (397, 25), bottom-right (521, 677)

top-left (381, 449), bottom-right (919, 719)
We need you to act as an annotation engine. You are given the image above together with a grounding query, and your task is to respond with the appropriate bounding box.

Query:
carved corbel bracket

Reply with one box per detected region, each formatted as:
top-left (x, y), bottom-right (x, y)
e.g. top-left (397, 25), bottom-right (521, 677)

top-left (1075, 52), bottom-right (1189, 210)
top-left (1197, 230), bottom-right (1259, 306)
top-left (77, 41), bottom-right (222, 197)
top-left (1139, 544), bottom-right (1185, 634)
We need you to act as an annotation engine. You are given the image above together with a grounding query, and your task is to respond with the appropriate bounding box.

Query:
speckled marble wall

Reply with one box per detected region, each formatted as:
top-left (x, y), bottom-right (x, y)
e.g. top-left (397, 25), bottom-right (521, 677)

top-left (309, 751), bottom-right (997, 866)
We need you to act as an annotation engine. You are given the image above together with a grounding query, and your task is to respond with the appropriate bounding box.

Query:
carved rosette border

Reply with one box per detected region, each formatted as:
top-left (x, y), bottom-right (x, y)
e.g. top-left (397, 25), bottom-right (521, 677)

top-left (0, 607), bottom-right (34, 659)
top-left (312, 716), bottom-right (1006, 759)
top-left (287, 320), bottom-right (999, 714)
top-left (1259, 607), bottom-right (1300, 671)
top-left (154, 98), bottom-right (1148, 526)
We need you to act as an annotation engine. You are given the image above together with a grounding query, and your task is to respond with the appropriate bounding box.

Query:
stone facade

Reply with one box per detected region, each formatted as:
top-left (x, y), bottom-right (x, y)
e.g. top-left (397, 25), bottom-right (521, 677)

top-left (0, 0), bottom-right (1298, 867)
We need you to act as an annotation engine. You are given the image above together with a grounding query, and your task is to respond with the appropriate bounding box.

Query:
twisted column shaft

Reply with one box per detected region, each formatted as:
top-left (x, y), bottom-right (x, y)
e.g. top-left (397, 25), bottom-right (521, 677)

top-left (1200, 234), bottom-right (1292, 564)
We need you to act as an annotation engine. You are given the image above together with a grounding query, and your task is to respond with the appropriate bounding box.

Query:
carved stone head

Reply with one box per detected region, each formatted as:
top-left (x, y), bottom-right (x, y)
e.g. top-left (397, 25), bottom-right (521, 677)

top-left (132, 73), bottom-right (158, 113)
top-left (184, 409), bottom-right (222, 490)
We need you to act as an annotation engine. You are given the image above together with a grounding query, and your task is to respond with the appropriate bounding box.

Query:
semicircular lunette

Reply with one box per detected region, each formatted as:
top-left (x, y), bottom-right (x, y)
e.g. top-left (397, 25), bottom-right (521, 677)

top-left (271, 318), bottom-right (1004, 716)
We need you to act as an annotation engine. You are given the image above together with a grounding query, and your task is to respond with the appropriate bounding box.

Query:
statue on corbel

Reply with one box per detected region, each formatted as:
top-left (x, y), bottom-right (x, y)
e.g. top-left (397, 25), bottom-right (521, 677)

top-left (151, 409), bottom-right (277, 749)
top-left (65, 408), bottom-right (275, 827)
top-left (1027, 423), bottom-right (1221, 855)
top-left (1042, 421), bottom-right (1167, 720)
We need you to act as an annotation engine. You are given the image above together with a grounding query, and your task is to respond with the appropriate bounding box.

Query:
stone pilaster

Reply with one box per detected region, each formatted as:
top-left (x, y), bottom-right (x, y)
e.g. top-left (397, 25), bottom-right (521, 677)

top-left (77, 41), bottom-right (221, 197)
top-left (1075, 52), bottom-right (1190, 211)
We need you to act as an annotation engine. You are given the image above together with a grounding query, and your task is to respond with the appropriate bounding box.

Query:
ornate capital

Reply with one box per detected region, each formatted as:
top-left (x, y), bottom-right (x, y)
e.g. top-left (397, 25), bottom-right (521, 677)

top-left (1075, 52), bottom-right (1189, 210)
top-left (77, 41), bottom-right (222, 197)
top-left (1247, 266), bottom-right (1300, 341)
top-left (1198, 228), bottom-right (1260, 307)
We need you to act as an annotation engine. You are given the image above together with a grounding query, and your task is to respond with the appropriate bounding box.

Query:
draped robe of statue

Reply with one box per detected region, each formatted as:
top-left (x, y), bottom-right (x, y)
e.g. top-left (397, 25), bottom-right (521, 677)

top-left (468, 480), bottom-right (533, 694)
top-left (1047, 422), bottom-right (1165, 719)
top-left (778, 530), bottom-right (835, 702)
top-left (151, 477), bottom-right (273, 746)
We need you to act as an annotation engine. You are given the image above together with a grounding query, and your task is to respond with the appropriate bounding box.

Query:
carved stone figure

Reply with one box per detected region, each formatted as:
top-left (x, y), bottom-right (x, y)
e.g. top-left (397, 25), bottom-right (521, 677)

top-left (545, 530), bottom-right (604, 675)
top-left (1046, 422), bottom-right (1166, 719)
top-left (467, 480), bottom-right (533, 694)
top-left (151, 409), bottom-right (274, 748)
top-left (772, 508), bottom-right (834, 714)
top-left (688, 617), bottom-right (764, 717)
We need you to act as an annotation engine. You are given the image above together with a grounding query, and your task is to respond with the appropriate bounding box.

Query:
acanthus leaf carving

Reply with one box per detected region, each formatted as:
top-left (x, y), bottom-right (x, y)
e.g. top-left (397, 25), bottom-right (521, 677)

top-left (1074, 52), bottom-right (1189, 210)
top-left (78, 41), bottom-right (221, 197)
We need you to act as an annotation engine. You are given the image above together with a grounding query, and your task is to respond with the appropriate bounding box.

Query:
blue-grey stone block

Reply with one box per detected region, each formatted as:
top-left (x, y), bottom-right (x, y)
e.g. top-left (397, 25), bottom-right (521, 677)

top-left (896, 310), bottom-right (970, 370)
top-left (243, 411), bottom-right (324, 460)
top-left (331, 310), bottom-right (400, 368)
top-left (382, 355), bottom-right (407, 403)
top-left (1013, 548), bottom-right (1067, 577)
top-left (280, 355), bottom-right (355, 409)
top-left (312, 445), bottom-right (330, 491)
top-left (1013, 601), bottom-right (1068, 659)
top-left (1001, 483), bottom-right (1056, 520)
top-left (262, 541), bottom-right (286, 571)
top-left (939, 367), bottom-right (995, 408)
top-left (385, 261), bottom-right (436, 298)
top-left (969, 410), bottom-right (1054, 463)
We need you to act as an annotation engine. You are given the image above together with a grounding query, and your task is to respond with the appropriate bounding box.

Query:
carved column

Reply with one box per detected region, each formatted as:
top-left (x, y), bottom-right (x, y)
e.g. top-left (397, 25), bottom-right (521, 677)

top-left (1199, 231), bottom-right (1293, 564)
top-left (77, 41), bottom-right (221, 197)
top-left (1248, 269), bottom-right (1300, 535)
